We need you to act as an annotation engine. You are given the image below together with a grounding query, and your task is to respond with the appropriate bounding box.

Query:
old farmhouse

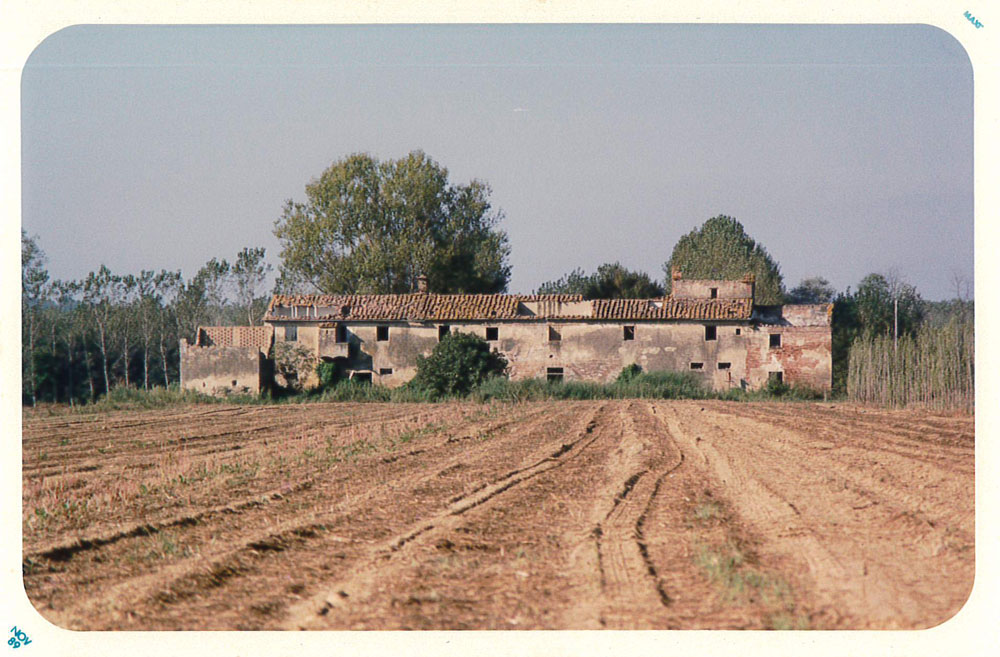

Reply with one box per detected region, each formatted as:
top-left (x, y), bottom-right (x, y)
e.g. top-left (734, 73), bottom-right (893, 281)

top-left (180, 271), bottom-right (833, 395)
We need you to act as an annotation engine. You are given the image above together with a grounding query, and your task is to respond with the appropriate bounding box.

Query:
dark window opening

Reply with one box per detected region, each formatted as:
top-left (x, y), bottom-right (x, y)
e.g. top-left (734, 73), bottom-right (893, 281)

top-left (438, 325), bottom-right (451, 341)
top-left (769, 371), bottom-right (784, 383)
top-left (770, 333), bottom-right (781, 348)
top-left (547, 367), bottom-right (564, 382)
top-left (735, 328), bottom-right (741, 336)
top-left (336, 324), bottom-right (348, 343)
top-left (718, 362), bottom-right (731, 370)
top-left (623, 325), bottom-right (635, 341)
top-left (548, 326), bottom-right (561, 342)
top-left (379, 368), bottom-right (393, 376)
top-left (284, 325), bottom-right (297, 342)
top-left (710, 287), bottom-right (718, 299)
top-left (352, 372), bottom-right (372, 384)
top-left (690, 362), bottom-right (704, 370)
top-left (377, 325), bottom-right (389, 342)
top-left (486, 327), bottom-right (499, 341)
top-left (705, 325), bottom-right (717, 341)
top-left (341, 305), bottom-right (351, 317)
top-left (231, 380), bottom-right (237, 387)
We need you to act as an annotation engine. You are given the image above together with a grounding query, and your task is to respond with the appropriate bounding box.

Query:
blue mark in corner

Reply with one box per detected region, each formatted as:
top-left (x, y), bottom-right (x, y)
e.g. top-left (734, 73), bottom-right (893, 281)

top-left (964, 10), bottom-right (985, 28)
top-left (8, 627), bottom-right (31, 649)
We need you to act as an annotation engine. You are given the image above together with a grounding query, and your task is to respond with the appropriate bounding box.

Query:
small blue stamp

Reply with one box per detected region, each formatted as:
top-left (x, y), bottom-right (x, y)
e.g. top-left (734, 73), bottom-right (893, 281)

top-left (8, 627), bottom-right (31, 649)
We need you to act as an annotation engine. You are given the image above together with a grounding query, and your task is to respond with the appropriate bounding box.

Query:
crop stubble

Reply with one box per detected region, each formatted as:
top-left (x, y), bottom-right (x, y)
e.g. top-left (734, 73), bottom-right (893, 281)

top-left (22, 399), bottom-right (973, 630)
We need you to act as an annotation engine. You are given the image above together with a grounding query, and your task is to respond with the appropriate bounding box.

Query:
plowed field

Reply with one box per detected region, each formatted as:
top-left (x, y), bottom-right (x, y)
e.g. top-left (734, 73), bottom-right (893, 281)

top-left (21, 400), bottom-right (974, 630)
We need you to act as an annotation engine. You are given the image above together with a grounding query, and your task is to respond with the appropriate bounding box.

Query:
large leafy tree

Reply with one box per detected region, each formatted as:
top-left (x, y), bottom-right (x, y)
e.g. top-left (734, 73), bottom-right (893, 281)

top-left (274, 151), bottom-right (511, 294)
top-left (22, 230), bottom-right (51, 405)
top-left (854, 272), bottom-right (923, 339)
top-left (662, 215), bottom-right (785, 304)
top-left (537, 262), bottom-right (664, 299)
top-left (786, 276), bottom-right (836, 304)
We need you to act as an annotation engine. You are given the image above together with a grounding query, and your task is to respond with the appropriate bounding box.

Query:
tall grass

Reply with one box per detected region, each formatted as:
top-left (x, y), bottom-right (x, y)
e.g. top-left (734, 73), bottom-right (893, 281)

top-left (847, 320), bottom-right (973, 412)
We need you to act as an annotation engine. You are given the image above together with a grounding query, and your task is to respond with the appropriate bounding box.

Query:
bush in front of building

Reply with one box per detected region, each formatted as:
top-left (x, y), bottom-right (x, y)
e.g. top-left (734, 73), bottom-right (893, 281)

top-left (410, 331), bottom-right (509, 398)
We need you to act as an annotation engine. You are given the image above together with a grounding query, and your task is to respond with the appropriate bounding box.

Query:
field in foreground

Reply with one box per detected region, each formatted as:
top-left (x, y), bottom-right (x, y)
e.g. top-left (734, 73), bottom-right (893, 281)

top-left (22, 400), bottom-right (974, 630)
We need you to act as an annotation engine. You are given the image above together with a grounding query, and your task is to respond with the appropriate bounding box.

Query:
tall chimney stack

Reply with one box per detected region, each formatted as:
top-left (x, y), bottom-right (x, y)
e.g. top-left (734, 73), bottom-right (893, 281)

top-left (416, 275), bottom-right (429, 293)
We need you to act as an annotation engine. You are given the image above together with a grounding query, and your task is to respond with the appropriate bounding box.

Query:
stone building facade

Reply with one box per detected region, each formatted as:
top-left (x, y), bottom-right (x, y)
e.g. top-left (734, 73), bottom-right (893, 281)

top-left (180, 273), bottom-right (832, 395)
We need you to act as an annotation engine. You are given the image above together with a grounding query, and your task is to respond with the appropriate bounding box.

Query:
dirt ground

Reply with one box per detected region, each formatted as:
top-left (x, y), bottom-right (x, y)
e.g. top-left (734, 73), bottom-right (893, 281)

top-left (21, 399), bottom-right (974, 631)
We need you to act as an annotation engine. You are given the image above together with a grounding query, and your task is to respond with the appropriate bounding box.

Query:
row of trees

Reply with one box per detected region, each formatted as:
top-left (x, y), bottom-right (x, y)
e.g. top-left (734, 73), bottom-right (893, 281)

top-left (23, 151), bottom-right (973, 407)
top-left (21, 232), bottom-right (271, 405)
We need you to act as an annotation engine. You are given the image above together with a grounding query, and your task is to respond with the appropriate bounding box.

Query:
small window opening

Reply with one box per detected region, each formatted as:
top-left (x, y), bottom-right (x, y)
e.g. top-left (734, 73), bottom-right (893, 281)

top-left (770, 333), bottom-right (781, 349)
top-left (486, 327), bottom-right (499, 341)
top-left (623, 325), bottom-right (635, 341)
top-left (379, 368), bottom-right (393, 376)
top-left (548, 326), bottom-right (561, 342)
top-left (735, 328), bottom-right (741, 336)
top-left (336, 324), bottom-right (347, 343)
top-left (768, 371), bottom-right (784, 383)
top-left (341, 305), bottom-right (351, 317)
top-left (284, 325), bottom-right (297, 342)
top-left (705, 325), bottom-right (717, 341)
top-left (547, 367), bottom-right (564, 382)
top-left (438, 325), bottom-right (451, 341)
top-left (710, 287), bottom-right (718, 299)
top-left (717, 362), bottom-right (731, 370)
top-left (690, 362), bottom-right (704, 370)
top-left (352, 372), bottom-right (372, 384)
top-left (377, 325), bottom-right (389, 342)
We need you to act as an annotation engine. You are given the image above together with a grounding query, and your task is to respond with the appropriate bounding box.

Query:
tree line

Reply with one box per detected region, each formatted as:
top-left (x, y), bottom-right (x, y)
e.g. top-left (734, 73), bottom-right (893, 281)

top-left (22, 151), bottom-right (972, 406)
top-left (21, 234), bottom-right (271, 405)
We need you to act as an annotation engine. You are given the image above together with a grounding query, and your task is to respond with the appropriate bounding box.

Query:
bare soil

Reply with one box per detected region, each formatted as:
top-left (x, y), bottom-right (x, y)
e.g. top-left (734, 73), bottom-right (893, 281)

top-left (21, 400), bottom-right (974, 630)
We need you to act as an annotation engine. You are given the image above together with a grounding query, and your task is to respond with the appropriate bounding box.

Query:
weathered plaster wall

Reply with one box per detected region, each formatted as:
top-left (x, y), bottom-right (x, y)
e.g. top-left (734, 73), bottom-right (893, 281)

top-left (745, 304), bottom-right (833, 390)
top-left (180, 340), bottom-right (266, 395)
top-left (672, 278), bottom-right (753, 300)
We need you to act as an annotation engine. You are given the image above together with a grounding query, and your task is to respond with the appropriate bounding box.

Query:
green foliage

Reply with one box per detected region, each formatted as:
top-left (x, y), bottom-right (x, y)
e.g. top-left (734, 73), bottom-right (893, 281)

top-left (273, 342), bottom-right (315, 392)
top-left (764, 376), bottom-right (790, 397)
top-left (537, 262), bottom-right (665, 299)
top-left (854, 272), bottom-right (923, 339)
top-left (411, 332), bottom-right (509, 397)
top-left (470, 370), bottom-right (711, 402)
top-left (785, 276), bottom-right (836, 304)
top-left (663, 215), bottom-right (784, 304)
top-left (616, 363), bottom-right (643, 383)
top-left (315, 360), bottom-right (339, 389)
top-left (274, 151), bottom-right (511, 294)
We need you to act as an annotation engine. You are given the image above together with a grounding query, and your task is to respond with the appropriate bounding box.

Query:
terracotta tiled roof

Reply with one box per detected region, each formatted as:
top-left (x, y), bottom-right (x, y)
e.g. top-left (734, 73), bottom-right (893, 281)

top-left (266, 293), bottom-right (752, 322)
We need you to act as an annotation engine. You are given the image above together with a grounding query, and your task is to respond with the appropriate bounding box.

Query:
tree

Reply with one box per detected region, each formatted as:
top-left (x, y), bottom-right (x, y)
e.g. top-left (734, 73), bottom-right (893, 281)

top-left (662, 215), bottom-right (784, 304)
top-left (411, 332), bottom-right (509, 397)
top-left (855, 272), bottom-right (923, 339)
top-left (82, 266), bottom-right (117, 395)
top-left (232, 247), bottom-right (272, 325)
top-left (786, 276), bottom-right (836, 304)
top-left (21, 231), bottom-right (51, 406)
top-left (274, 151), bottom-right (511, 294)
top-left (537, 263), bottom-right (665, 298)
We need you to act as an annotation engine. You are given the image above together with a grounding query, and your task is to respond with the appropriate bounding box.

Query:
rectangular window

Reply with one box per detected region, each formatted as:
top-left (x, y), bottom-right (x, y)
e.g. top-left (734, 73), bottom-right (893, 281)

top-left (770, 333), bottom-right (781, 349)
top-left (768, 371), bottom-right (784, 383)
top-left (377, 325), bottom-right (389, 342)
top-left (284, 325), bottom-right (297, 342)
top-left (379, 368), bottom-right (393, 376)
top-left (486, 327), bottom-right (499, 341)
top-left (690, 362), bottom-right (704, 370)
top-left (623, 325), bottom-right (635, 341)
top-left (718, 362), bottom-right (731, 370)
top-left (705, 325), bottom-right (717, 341)
top-left (735, 328), bottom-right (741, 336)
top-left (710, 287), bottom-right (718, 299)
top-left (548, 326), bottom-right (561, 342)
top-left (547, 367), bottom-right (564, 382)
top-left (336, 324), bottom-right (348, 343)
top-left (438, 325), bottom-right (451, 341)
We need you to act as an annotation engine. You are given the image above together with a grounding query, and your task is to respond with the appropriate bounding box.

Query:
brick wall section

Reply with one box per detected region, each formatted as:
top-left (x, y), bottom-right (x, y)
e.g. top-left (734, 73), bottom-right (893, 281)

top-left (198, 326), bottom-right (273, 351)
top-left (745, 304), bottom-right (832, 390)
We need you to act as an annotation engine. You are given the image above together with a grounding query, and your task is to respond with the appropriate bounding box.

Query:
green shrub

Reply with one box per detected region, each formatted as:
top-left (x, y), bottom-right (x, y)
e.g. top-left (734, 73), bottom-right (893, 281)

top-left (411, 331), bottom-right (509, 398)
top-left (616, 363), bottom-right (643, 383)
top-left (315, 360), bottom-right (339, 389)
top-left (765, 377), bottom-right (790, 397)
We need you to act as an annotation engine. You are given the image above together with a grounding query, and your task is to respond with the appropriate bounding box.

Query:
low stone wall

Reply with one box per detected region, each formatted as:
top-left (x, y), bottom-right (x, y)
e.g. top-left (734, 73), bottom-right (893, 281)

top-left (180, 340), bottom-right (268, 395)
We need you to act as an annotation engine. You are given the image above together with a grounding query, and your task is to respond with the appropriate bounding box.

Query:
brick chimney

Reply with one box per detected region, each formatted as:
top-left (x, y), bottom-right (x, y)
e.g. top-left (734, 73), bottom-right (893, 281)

top-left (416, 275), bottom-right (429, 293)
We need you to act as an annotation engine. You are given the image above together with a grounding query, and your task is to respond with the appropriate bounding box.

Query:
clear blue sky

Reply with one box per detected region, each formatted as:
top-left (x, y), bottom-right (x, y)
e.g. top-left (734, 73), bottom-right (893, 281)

top-left (21, 24), bottom-right (973, 300)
